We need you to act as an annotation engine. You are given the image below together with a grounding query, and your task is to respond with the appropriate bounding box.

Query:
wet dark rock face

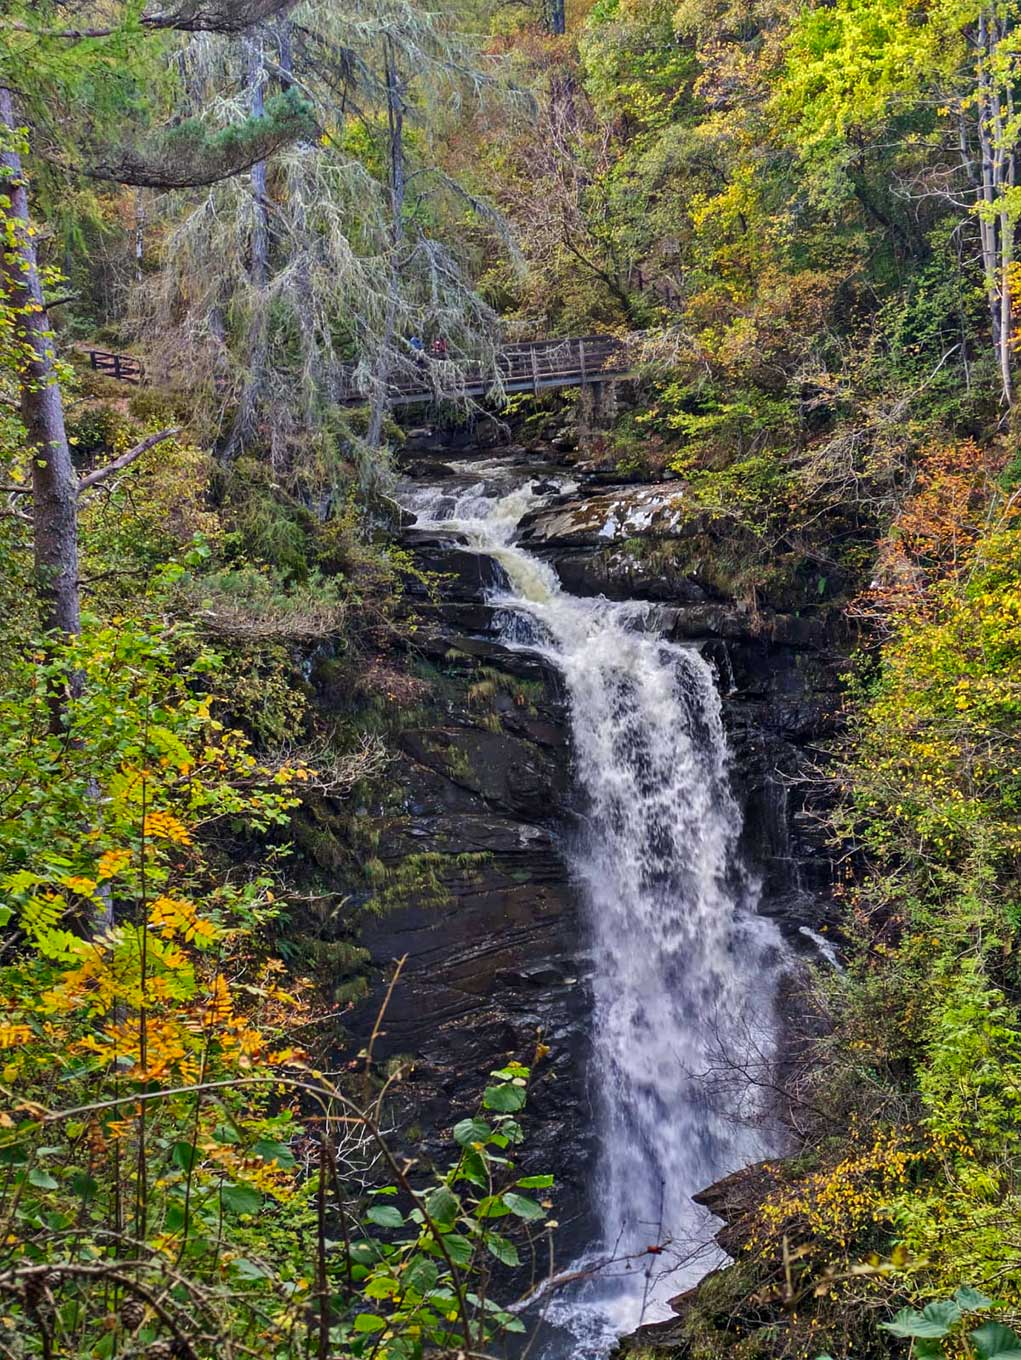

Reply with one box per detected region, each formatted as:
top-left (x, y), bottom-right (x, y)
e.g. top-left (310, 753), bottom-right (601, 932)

top-left (342, 541), bottom-right (598, 1249)
top-left (341, 450), bottom-right (847, 1272)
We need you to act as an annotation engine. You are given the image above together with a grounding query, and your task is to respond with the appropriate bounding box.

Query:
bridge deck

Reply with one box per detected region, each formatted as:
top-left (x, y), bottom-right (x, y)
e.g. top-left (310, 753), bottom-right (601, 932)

top-left (336, 334), bottom-right (632, 405)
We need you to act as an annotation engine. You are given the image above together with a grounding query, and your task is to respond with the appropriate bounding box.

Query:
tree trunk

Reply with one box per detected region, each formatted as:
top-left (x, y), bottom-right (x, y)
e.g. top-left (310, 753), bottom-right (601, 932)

top-left (0, 86), bottom-right (80, 637)
top-left (545, 0), bottom-right (566, 35)
top-left (975, 10), bottom-right (1014, 407)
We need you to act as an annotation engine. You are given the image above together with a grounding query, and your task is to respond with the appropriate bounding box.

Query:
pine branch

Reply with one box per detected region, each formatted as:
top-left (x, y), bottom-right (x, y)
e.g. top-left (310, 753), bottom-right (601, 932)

top-left (84, 91), bottom-right (316, 188)
top-left (4, 0), bottom-right (298, 40)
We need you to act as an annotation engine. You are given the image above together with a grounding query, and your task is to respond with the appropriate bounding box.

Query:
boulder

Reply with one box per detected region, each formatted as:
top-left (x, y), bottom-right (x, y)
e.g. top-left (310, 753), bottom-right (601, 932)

top-left (519, 482), bottom-right (691, 550)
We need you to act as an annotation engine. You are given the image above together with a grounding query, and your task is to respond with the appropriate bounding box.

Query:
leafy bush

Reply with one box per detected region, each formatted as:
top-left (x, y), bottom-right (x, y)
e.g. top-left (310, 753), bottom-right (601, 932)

top-left (0, 620), bottom-right (551, 1358)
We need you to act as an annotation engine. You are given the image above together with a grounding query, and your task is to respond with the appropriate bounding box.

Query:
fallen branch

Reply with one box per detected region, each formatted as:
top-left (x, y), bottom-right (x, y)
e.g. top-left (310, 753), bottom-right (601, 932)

top-left (77, 427), bottom-right (181, 495)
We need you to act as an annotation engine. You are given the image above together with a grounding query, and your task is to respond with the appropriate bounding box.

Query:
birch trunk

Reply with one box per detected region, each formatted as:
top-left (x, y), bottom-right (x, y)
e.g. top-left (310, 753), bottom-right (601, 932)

top-left (974, 9), bottom-right (1015, 406)
top-left (0, 86), bottom-right (80, 637)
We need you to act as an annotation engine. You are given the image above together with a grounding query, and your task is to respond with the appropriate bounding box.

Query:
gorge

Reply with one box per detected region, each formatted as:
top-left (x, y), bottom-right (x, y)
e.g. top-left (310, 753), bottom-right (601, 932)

top-left (343, 436), bottom-right (847, 1356)
top-left (9, 3), bottom-right (1021, 1358)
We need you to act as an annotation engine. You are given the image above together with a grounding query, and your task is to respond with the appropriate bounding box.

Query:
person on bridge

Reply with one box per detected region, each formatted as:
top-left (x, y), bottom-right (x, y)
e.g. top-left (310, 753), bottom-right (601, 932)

top-left (430, 336), bottom-right (448, 359)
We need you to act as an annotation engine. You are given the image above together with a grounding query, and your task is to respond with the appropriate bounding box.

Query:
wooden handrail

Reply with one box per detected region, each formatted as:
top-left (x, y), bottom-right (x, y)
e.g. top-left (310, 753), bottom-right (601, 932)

top-left (336, 333), bottom-right (633, 405)
top-left (85, 349), bottom-right (144, 384)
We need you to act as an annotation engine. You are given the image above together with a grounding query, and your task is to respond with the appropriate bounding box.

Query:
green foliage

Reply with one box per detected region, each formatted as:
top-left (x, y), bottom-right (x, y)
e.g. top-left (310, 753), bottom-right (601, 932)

top-left (0, 617), bottom-right (550, 1358)
top-left (91, 89), bottom-right (316, 188)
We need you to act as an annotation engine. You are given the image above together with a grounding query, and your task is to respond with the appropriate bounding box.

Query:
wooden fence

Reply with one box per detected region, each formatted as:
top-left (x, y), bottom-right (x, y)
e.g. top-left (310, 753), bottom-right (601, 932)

top-left (86, 349), bottom-right (144, 384)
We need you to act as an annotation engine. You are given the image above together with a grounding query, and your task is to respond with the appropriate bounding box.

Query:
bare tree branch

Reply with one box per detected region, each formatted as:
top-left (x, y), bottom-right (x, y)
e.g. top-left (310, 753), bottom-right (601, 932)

top-left (77, 428), bottom-right (181, 495)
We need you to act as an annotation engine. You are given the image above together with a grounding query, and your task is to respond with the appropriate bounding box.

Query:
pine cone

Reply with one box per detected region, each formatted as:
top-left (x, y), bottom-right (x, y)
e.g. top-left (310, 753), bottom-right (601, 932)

top-left (120, 1298), bottom-right (146, 1331)
top-left (145, 1342), bottom-right (174, 1360)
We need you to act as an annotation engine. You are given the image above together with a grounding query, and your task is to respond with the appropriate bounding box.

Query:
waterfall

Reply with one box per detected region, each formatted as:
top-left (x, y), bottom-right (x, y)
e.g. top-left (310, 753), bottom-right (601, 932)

top-left (402, 459), bottom-right (784, 1352)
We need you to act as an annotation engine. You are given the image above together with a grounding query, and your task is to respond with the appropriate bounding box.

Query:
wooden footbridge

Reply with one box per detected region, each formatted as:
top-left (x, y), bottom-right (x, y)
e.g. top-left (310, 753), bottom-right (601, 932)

top-left (335, 334), bottom-right (633, 405)
top-left (82, 334), bottom-right (634, 406)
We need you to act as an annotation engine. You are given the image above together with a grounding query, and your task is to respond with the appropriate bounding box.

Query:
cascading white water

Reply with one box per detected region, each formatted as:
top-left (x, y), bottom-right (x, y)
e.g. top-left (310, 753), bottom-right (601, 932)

top-left (402, 459), bottom-right (784, 1352)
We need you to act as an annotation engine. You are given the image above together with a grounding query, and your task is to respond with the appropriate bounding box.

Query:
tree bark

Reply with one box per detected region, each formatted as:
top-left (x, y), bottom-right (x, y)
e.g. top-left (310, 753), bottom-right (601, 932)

top-left (0, 86), bottom-right (80, 636)
top-left (544, 0), bottom-right (566, 35)
top-left (974, 9), bottom-right (1014, 406)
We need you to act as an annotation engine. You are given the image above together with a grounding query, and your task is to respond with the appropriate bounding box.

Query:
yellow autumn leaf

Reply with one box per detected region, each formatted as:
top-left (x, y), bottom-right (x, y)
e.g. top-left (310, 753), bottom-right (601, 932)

top-left (61, 875), bottom-right (97, 897)
top-left (143, 810), bottom-right (193, 845)
top-left (96, 849), bottom-right (132, 880)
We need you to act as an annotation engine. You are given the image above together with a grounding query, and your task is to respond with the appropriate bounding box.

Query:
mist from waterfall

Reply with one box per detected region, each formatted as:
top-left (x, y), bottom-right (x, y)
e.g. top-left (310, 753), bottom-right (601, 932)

top-left (402, 459), bottom-right (785, 1353)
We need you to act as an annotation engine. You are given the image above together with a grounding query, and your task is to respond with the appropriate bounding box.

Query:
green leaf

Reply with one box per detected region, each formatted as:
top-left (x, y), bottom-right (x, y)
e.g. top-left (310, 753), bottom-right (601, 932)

top-left (230, 1258), bottom-right (272, 1281)
top-left (915, 1342), bottom-right (944, 1360)
top-left (363, 1275), bottom-right (399, 1300)
top-left (69, 1171), bottom-right (98, 1200)
top-left (403, 1258), bottom-right (439, 1295)
top-left (483, 1083), bottom-right (526, 1113)
top-left (252, 1138), bottom-right (296, 1169)
top-left (484, 1232), bottom-right (520, 1267)
top-left (27, 1168), bottom-right (58, 1190)
top-left (425, 1186), bottom-right (460, 1228)
top-left (220, 1184), bottom-right (262, 1215)
top-left (457, 1148), bottom-right (488, 1188)
top-left (955, 1287), bottom-right (994, 1312)
top-left (353, 1313), bottom-right (386, 1333)
top-left (171, 1141), bottom-right (198, 1172)
top-left (453, 1117), bottom-right (490, 1146)
top-left (349, 1239), bottom-right (384, 1265)
top-left (476, 1194), bottom-right (511, 1219)
top-left (516, 1174), bottom-right (554, 1188)
top-left (366, 1205), bottom-right (404, 1229)
top-left (502, 1191), bottom-right (545, 1221)
top-left (882, 1301), bottom-right (960, 1338)
top-left (441, 1233), bottom-right (473, 1266)
top-left (971, 1322), bottom-right (1021, 1360)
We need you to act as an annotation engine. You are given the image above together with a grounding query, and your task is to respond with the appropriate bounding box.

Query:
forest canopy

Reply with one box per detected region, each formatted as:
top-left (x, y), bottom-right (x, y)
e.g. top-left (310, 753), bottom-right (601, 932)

top-left (4, 0), bottom-right (1021, 1358)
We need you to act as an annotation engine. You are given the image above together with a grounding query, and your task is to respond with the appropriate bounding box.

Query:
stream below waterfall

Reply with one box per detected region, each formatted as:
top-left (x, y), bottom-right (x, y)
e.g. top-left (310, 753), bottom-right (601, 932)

top-left (398, 455), bottom-right (787, 1357)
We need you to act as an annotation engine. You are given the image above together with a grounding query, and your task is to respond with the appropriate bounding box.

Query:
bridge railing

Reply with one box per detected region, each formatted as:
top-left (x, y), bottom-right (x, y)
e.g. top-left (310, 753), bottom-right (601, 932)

top-left (85, 349), bottom-right (144, 384)
top-left (335, 334), bottom-right (630, 404)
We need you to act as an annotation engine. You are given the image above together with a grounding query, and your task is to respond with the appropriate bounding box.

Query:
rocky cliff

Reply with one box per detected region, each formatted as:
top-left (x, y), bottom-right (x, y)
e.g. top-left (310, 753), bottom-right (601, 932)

top-left (308, 434), bottom-right (848, 1299)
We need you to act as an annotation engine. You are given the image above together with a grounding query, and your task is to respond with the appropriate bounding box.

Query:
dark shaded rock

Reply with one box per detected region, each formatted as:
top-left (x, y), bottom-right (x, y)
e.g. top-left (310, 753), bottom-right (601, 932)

top-left (401, 539), bottom-right (510, 602)
top-left (555, 551), bottom-right (710, 603)
top-left (413, 600), bottom-right (499, 633)
top-left (693, 1160), bottom-right (786, 1259)
top-left (400, 726), bottom-right (567, 819)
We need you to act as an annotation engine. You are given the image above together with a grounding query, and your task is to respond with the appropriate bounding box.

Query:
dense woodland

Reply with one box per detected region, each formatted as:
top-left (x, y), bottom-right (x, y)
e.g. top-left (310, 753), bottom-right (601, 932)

top-left (4, 0), bottom-right (1021, 1357)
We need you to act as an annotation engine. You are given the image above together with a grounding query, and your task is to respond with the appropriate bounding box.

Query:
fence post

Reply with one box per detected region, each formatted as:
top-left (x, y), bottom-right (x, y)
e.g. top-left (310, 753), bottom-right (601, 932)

top-left (113, 354), bottom-right (122, 380)
top-left (530, 345), bottom-right (540, 395)
top-left (579, 339), bottom-right (587, 386)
